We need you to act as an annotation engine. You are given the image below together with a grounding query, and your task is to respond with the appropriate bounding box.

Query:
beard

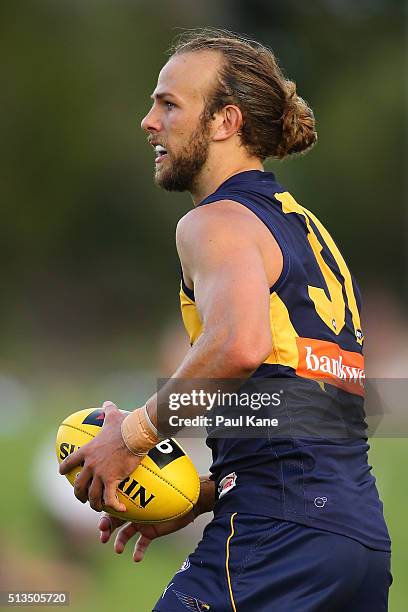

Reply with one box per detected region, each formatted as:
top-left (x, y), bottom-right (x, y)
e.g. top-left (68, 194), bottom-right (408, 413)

top-left (154, 116), bottom-right (211, 193)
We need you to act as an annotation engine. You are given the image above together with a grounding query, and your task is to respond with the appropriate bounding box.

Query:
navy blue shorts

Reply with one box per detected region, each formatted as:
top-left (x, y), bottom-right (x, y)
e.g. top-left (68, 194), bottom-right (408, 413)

top-left (153, 513), bottom-right (391, 612)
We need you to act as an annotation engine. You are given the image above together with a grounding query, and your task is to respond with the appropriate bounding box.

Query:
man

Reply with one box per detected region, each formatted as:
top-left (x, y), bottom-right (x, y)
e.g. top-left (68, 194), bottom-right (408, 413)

top-left (60, 29), bottom-right (391, 611)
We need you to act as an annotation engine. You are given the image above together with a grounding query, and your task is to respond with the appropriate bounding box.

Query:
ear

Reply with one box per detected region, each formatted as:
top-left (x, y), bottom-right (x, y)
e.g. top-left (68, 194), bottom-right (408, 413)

top-left (212, 105), bottom-right (243, 142)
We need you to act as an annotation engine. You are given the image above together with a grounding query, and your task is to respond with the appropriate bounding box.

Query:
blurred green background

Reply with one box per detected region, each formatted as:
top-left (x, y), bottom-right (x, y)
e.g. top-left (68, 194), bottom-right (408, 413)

top-left (0, 1), bottom-right (406, 610)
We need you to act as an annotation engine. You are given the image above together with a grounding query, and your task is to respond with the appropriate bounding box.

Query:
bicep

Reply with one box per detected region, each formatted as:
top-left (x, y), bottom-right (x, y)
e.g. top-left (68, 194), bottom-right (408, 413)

top-left (178, 210), bottom-right (272, 349)
top-left (194, 244), bottom-right (271, 345)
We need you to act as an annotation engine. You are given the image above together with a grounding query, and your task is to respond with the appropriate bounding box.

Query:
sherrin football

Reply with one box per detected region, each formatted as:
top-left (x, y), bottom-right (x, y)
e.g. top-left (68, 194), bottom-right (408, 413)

top-left (56, 408), bottom-right (200, 523)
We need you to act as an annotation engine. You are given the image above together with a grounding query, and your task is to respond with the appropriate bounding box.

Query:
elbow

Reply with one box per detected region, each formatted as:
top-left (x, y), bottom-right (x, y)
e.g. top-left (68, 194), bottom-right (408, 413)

top-left (222, 337), bottom-right (272, 374)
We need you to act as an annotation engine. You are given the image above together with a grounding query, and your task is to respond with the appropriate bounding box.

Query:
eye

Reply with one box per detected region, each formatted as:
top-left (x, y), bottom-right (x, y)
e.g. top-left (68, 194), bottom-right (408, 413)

top-left (165, 101), bottom-right (175, 110)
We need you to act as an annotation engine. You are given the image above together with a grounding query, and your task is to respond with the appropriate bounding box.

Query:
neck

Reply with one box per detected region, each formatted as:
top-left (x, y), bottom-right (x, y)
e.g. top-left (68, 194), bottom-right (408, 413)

top-left (190, 155), bottom-right (264, 205)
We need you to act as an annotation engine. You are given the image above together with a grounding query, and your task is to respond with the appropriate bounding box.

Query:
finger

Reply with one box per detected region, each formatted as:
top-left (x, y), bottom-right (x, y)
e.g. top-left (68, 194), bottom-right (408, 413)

top-left (103, 482), bottom-right (127, 514)
top-left (99, 513), bottom-right (125, 533)
top-left (59, 448), bottom-right (84, 475)
top-left (114, 522), bottom-right (140, 554)
top-left (73, 466), bottom-right (93, 503)
top-left (133, 534), bottom-right (152, 562)
top-left (99, 513), bottom-right (125, 543)
top-left (88, 476), bottom-right (104, 512)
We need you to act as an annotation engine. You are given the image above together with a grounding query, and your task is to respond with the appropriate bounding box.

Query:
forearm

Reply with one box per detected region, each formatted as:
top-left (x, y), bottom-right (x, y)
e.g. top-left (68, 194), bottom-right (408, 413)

top-left (146, 329), bottom-right (262, 433)
top-left (121, 329), bottom-right (269, 452)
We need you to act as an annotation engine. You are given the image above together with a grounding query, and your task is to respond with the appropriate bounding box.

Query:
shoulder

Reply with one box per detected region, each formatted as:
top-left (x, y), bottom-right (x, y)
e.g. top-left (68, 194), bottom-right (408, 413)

top-left (176, 200), bottom-right (262, 250)
top-left (176, 199), bottom-right (283, 287)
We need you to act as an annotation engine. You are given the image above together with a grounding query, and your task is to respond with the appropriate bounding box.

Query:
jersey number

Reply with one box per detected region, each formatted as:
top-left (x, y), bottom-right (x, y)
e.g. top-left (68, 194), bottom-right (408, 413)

top-left (275, 192), bottom-right (362, 344)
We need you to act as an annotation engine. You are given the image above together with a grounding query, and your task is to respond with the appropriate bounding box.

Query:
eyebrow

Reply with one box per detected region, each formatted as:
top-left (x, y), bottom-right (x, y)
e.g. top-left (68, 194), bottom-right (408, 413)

top-left (150, 91), bottom-right (181, 102)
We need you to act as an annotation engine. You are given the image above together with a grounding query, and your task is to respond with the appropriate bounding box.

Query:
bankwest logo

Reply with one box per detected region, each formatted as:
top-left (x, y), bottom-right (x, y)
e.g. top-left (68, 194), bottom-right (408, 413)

top-left (296, 338), bottom-right (365, 397)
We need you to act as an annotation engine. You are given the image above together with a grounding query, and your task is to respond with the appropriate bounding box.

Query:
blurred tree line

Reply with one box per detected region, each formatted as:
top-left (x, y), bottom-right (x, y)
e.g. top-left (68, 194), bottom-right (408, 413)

top-left (0, 0), bottom-right (405, 371)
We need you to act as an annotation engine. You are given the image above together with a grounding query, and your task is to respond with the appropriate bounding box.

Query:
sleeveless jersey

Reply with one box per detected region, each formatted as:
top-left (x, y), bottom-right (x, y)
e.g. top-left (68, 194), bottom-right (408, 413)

top-left (179, 170), bottom-right (390, 551)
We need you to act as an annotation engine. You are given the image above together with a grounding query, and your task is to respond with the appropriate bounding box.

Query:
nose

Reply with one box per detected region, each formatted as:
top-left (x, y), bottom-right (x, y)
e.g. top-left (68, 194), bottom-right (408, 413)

top-left (141, 105), bottom-right (161, 133)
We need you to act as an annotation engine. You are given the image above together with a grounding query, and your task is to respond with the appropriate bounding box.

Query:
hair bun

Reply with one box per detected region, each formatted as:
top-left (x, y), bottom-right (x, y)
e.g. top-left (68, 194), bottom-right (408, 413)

top-left (170, 29), bottom-right (317, 161)
top-left (276, 80), bottom-right (317, 159)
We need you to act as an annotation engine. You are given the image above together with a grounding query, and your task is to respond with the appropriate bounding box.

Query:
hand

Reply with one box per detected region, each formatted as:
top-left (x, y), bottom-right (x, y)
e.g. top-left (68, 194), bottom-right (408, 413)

top-left (98, 474), bottom-right (215, 562)
top-left (59, 401), bottom-right (143, 513)
top-left (99, 510), bottom-right (195, 562)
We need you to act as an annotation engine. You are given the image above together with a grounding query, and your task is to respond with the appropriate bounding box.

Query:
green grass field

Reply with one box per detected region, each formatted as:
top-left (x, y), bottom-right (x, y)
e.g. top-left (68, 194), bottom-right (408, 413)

top-left (1, 410), bottom-right (406, 611)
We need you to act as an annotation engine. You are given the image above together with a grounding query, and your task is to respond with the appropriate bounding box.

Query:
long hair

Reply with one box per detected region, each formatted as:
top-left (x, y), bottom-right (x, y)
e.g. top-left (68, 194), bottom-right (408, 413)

top-left (169, 28), bottom-right (317, 160)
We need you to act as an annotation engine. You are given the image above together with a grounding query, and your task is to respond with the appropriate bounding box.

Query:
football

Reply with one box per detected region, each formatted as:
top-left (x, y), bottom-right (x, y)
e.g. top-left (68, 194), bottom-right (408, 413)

top-left (56, 408), bottom-right (200, 523)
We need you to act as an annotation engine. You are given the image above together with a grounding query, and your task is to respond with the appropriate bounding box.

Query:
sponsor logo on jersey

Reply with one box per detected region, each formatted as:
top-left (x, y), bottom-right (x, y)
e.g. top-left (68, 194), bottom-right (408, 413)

top-left (296, 337), bottom-right (365, 396)
top-left (218, 472), bottom-right (237, 499)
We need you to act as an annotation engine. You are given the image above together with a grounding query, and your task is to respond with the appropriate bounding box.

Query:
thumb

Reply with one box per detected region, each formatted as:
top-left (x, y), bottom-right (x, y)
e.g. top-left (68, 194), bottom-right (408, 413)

top-left (103, 483), bottom-right (127, 514)
top-left (101, 401), bottom-right (121, 424)
top-left (102, 400), bottom-right (119, 412)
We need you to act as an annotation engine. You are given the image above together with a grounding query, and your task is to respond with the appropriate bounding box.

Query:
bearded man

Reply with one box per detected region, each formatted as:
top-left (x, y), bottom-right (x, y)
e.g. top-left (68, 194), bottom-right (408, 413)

top-left (60, 29), bottom-right (391, 611)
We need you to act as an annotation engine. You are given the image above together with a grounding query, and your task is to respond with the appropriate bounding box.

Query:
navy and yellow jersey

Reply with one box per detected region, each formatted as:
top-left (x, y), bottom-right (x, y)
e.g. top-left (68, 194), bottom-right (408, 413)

top-left (179, 170), bottom-right (390, 551)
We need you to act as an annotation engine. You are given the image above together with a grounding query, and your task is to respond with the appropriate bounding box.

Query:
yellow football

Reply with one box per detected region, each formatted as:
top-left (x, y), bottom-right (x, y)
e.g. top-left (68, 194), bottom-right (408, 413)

top-left (56, 408), bottom-right (200, 523)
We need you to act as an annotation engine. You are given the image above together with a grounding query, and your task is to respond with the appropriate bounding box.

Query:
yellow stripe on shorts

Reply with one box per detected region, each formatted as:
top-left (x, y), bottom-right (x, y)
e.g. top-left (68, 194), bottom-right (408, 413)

top-left (226, 512), bottom-right (238, 612)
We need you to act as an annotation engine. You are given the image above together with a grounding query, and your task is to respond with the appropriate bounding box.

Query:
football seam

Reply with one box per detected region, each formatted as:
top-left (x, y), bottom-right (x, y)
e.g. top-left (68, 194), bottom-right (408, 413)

top-left (61, 423), bottom-right (95, 438)
top-left (59, 423), bottom-right (200, 510)
top-left (138, 462), bottom-right (200, 506)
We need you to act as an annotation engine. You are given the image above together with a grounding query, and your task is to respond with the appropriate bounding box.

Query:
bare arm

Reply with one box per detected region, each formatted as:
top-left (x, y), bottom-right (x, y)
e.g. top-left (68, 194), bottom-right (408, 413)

top-left (60, 200), bottom-right (282, 512)
top-left (146, 201), bottom-right (277, 430)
